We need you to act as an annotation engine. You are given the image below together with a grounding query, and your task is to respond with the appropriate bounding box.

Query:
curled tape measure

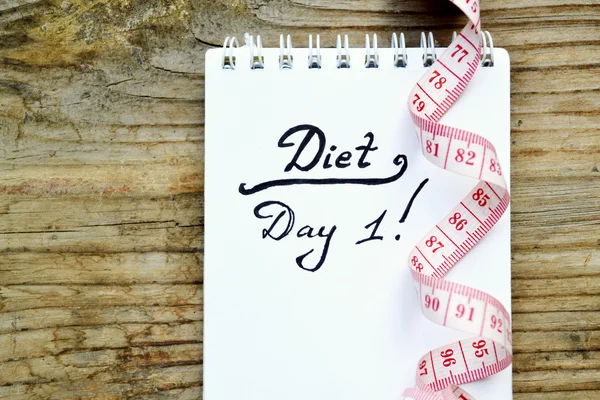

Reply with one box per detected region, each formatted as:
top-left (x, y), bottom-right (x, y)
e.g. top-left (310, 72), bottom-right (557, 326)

top-left (403, 0), bottom-right (511, 399)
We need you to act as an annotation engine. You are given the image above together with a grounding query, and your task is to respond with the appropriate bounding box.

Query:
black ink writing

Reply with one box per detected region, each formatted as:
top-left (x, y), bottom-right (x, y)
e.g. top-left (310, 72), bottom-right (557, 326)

top-left (242, 124), bottom-right (430, 273)
top-left (279, 125), bottom-right (378, 172)
top-left (399, 178), bottom-right (429, 223)
top-left (253, 200), bottom-right (295, 240)
top-left (355, 132), bottom-right (378, 168)
top-left (279, 124), bottom-right (325, 172)
top-left (253, 200), bottom-right (336, 272)
top-left (239, 125), bottom-right (406, 195)
top-left (356, 210), bottom-right (387, 245)
top-left (239, 156), bottom-right (406, 195)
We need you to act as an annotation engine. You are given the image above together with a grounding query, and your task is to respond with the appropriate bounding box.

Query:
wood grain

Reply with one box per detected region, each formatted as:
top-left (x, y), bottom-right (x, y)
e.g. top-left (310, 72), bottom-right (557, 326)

top-left (0, 0), bottom-right (599, 398)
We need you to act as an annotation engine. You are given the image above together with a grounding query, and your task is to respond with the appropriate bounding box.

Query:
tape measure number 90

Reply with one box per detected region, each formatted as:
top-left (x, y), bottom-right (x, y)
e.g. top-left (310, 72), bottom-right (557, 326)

top-left (402, 0), bottom-right (511, 399)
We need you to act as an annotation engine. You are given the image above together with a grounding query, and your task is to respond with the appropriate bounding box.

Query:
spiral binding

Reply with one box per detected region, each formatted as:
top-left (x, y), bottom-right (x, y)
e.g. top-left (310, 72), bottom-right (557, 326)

top-left (308, 34), bottom-right (322, 69)
top-left (222, 36), bottom-right (239, 70)
top-left (392, 32), bottom-right (407, 68)
top-left (481, 30), bottom-right (495, 67)
top-left (420, 32), bottom-right (437, 67)
top-left (336, 34), bottom-right (351, 69)
top-left (279, 34), bottom-right (294, 69)
top-left (247, 34), bottom-right (264, 69)
top-left (365, 34), bottom-right (379, 68)
top-left (222, 32), bottom-right (496, 70)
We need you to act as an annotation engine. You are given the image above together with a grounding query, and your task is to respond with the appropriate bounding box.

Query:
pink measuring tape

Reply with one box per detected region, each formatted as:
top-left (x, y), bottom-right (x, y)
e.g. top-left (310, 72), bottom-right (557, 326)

top-left (403, 0), bottom-right (511, 399)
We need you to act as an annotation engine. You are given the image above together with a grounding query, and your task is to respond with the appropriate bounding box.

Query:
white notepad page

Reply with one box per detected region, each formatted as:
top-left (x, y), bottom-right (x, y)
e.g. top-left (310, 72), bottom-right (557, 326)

top-left (204, 46), bottom-right (511, 400)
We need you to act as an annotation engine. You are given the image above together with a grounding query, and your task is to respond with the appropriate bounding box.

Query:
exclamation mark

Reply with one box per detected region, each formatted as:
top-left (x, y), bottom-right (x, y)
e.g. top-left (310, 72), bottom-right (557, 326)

top-left (395, 178), bottom-right (429, 241)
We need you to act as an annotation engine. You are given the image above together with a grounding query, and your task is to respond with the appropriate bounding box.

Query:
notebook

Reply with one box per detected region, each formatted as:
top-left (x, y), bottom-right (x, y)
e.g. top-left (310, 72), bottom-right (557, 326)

top-left (204, 32), bottom-right (511, 400)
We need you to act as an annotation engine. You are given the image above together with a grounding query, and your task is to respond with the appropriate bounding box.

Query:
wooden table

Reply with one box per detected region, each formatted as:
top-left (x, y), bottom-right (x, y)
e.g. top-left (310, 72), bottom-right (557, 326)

top-left (0, 0), bottom-right (598, 398)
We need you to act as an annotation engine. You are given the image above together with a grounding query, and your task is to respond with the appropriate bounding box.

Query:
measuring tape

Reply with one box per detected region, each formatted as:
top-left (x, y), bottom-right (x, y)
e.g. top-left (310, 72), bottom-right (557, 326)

top-left (403, 0), bottom-right (511, 399)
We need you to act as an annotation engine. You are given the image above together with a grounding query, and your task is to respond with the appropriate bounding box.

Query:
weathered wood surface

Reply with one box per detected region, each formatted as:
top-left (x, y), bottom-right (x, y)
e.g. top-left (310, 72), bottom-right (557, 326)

top-left (0, 0), bottom-right (598, 398)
